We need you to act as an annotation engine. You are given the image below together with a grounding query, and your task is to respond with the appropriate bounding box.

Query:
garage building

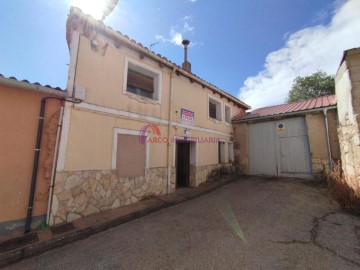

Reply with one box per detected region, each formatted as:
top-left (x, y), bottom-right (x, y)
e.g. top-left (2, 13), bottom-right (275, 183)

top-left (233, 95), bottom-right (340, 179)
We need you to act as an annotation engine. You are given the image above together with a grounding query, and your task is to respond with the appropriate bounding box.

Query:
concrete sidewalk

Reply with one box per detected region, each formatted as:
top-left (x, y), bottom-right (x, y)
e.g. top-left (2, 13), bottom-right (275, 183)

top-left (0, 174), bottom-right (238, 268)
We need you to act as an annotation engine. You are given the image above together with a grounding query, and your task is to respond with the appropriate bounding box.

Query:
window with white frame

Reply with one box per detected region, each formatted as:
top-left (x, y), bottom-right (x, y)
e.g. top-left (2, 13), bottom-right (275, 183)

top-left (124, 59), bottom-right (162, 101)
top-left (209, 97), bottom-right (222, 121)
top-left (228, 142), bottom-right (234, 163)
top-left (112, 129), bottom-right (148, 177)
top-left (225, 105), bottom-right (231, 124)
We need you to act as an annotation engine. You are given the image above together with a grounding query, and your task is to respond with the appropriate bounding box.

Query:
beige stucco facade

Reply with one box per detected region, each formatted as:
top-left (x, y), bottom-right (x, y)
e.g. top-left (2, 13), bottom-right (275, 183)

top-left (49, 9), bottom-right (249, 225)
top-left (0, 82), bottom-right (63, 235)
top-left (336, 48), bottom-right (360, 193)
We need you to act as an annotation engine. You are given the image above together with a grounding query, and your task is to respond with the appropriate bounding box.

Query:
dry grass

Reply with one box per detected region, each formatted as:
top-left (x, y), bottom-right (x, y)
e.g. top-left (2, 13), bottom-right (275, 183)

top-left (328, 161), bottom-right (360, 215)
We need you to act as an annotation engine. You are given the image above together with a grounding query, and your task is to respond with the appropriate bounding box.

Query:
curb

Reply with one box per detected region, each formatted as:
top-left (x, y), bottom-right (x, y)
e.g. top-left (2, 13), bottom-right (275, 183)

top-left (0, 174), bottom-right (238, 268)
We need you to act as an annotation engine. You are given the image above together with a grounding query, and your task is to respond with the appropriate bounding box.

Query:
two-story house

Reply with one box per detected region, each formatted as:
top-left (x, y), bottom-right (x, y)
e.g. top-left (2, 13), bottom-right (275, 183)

top-left (49, 8), bottom-right (250, 225)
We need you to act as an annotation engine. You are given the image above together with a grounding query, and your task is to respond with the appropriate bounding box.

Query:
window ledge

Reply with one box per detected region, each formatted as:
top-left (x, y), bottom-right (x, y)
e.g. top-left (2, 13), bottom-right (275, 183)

top-left (208, 117), bottom-right (223, 124)
top-left (123, 90), bottom-right (160, 105)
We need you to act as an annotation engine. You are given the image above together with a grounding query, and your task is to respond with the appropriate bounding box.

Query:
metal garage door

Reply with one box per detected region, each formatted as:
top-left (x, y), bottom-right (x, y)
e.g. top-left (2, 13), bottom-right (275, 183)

top-left (248, 117), bottom-right (312, 177)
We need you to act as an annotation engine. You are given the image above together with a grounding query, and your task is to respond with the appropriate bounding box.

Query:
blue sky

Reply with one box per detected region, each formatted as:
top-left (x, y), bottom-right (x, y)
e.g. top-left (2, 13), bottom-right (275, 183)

top-left (1, 0), bottom-right (359, 108)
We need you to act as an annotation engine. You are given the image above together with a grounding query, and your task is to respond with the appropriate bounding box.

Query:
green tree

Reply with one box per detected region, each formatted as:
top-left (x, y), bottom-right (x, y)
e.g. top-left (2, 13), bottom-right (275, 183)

top-left (287, 71), bottom-right (335, 103)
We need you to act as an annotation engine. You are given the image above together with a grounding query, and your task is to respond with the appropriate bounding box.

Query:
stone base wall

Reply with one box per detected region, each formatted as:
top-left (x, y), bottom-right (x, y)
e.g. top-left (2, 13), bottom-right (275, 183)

top-left (338, 123), bottom-right (360, 193)
top-left (50, 164), bottom-right (233, 225)
top-left (311, 158), bottom-right (331, 179)
top-left (50, 168), bottom-right (169, 225)
top-left (191, 163), bottom-right (234, 187)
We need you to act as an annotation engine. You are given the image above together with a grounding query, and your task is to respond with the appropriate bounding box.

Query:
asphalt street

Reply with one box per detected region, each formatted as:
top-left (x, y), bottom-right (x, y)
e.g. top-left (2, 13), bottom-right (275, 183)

top-left (4, 177), bottom-right (360, 269)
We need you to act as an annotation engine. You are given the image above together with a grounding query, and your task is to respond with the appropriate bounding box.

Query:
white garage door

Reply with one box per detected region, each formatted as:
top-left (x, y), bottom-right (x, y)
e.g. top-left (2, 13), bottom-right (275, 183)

top-left (248, 117), bottom-right (312, 177)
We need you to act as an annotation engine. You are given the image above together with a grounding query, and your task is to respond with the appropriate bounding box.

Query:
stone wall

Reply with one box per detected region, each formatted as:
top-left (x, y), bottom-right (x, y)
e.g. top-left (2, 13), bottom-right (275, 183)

top-left (335, 48), bottom-right (360, 194)
top-left (337, 122), bottom-right (360, 193)
top-left (190, 163), bottom-right (234, 187)
top-left (311, 158), bottom-right (331, 179)
top-left (50, 168), bottom-right (169, 225)
top-left (50, 163), bottom-right (233, 225)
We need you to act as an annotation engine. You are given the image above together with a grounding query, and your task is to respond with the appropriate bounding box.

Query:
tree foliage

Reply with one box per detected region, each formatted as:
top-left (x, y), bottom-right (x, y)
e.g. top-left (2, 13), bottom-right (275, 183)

top-left (287, 71), bottom-right (335, 103)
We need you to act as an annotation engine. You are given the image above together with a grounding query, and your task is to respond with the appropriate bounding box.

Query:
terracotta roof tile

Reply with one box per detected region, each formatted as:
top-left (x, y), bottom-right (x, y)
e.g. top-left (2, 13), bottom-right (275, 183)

top-left (69, 7), bottom-right (250, 109)
top-left (0, 73), bottom-right (65, 91)
top-left (233, 95), bottom-right (336, 121)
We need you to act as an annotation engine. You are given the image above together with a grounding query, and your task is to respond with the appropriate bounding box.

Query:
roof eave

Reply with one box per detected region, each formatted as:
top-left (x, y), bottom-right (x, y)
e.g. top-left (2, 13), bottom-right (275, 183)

top-left (69, 7), bottom-right (251, 110)
top-left (0, 76), bottom-right (68, 98)
top-left (233, 105), bottom-right (337, 123)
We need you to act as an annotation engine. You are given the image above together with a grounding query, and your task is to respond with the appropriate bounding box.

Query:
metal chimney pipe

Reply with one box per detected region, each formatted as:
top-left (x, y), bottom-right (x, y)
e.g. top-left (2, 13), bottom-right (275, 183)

top-left (182, 40), bottom-right (191, 73)
top-left (182, 39), bottom-right (189, 62)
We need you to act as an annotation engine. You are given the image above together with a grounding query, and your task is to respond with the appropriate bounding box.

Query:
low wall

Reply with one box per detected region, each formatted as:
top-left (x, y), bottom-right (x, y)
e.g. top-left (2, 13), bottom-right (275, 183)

top-left (190, 163), bottom-right (234, 187)
top-left (50, 163), bottom-right (234, 225)
top-left (50, 168), bottom-right (169, 225)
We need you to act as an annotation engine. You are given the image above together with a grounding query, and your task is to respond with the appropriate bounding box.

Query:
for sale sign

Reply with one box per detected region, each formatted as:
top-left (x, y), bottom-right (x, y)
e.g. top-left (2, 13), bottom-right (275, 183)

top-left (181, 108), bottom-right (195, 126)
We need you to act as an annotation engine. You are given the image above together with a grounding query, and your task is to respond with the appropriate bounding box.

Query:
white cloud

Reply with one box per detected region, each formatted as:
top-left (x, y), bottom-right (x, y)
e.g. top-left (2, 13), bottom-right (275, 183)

top-left (170, 29), bottom-right (183, 46)
top-left (184, 22), bottom-right (194, 32)
top-left (156, 15), bottom-right (202, 47)
top-left (188, 0), bottom-right (197, 2)
top-left (239, 0), bottom-right (360, 110)
top-left (182, 15), bottom-right (192, 21)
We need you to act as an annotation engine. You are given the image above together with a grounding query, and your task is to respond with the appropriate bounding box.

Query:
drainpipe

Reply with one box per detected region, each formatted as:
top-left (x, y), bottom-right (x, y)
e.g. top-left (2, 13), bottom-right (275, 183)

top-left (323, 108), bottom-right (333, 171)
top-left (24, 97), bottom-right (64, 233)
top-left (46, 106), bottom-right (65, 225)
top-left (167, 68), bottom-right (177, 194)
top-left (25, 97), bottom-right (82, 233)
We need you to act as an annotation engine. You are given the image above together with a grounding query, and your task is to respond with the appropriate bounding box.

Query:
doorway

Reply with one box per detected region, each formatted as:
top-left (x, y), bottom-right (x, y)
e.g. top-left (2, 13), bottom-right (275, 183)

top-left (176, 142), bottom-right (190, 188)
top-left (248, 117), bottom-right (312, 177)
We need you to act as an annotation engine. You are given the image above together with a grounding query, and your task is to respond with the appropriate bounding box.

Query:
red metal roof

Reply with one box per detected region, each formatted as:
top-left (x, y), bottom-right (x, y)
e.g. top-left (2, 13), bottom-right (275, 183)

top-left (233, 95), bottom-right (337, 121)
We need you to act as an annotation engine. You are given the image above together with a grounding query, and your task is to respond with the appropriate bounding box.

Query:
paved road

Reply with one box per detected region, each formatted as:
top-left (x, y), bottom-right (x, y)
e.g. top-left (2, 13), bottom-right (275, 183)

top-left (4, 177), bottom-right (360, 269)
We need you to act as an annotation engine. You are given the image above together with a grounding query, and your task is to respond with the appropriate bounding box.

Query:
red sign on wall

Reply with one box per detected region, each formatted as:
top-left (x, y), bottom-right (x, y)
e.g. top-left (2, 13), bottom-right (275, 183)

top-left (181, 109), bottom-right (195, 126)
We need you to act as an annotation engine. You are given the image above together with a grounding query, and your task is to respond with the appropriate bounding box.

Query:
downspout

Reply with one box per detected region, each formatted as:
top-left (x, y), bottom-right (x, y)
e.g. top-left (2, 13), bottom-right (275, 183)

top-left (24, 97), bottom-right (64, 233)
top-left (46, 105), bottom-right (65, 225)
top-left (323, 108), bottom-right (333, 172)
top-left (25, 97), bottom-right (82, 233)
top-left (167, 68), bottom-right (177, 194)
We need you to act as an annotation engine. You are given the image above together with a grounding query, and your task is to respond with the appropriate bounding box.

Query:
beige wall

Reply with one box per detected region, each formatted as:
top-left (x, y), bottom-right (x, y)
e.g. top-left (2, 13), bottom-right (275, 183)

top-left (327, 110), bottom-right (341, 161)
top-left (74, 35), bottom-right (243, 135)
top-left (0, 84), bottom-right (61, 230)
top-left (63, 107), bottom-right (231, 171)
top-left (306, 113), bottom-right (332, 176)
top-left (336, 48), bottom-right (360, 192)
top-left (233, 123), bottom-right (248, 174)
top-left (61, 32), bottom-right (244, 172)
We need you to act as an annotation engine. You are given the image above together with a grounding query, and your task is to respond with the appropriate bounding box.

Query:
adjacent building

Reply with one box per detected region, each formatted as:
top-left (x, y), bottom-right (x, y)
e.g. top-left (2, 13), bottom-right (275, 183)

top-left (49, 8), bottom-right (250, 225)
top-left (0, 74), bottom-right (66, 235)
top-left (335, 47), bottom-right (360, 193)
top-left (232, 95), bottom-right (340, 179)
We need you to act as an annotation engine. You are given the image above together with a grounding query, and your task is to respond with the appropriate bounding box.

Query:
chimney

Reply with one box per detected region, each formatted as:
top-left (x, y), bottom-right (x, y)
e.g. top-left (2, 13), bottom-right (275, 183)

top-left (182, 39), bottom-right (191, 73)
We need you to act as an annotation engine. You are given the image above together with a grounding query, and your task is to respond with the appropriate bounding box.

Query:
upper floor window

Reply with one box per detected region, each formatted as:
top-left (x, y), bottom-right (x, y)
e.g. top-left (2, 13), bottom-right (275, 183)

top-left (209, 97), bottom-right (222, 121)
top-left (127, 69), bottom-right (154, 98)
top-left (124, 58), bottom-right (162, 102)
top-left (225, 105), bottom-right (231, 124)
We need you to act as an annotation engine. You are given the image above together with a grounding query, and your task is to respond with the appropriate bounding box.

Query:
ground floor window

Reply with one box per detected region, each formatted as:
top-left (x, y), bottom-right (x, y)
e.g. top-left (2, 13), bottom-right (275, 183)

top-left (114, 130), bottom-right (147, 177)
